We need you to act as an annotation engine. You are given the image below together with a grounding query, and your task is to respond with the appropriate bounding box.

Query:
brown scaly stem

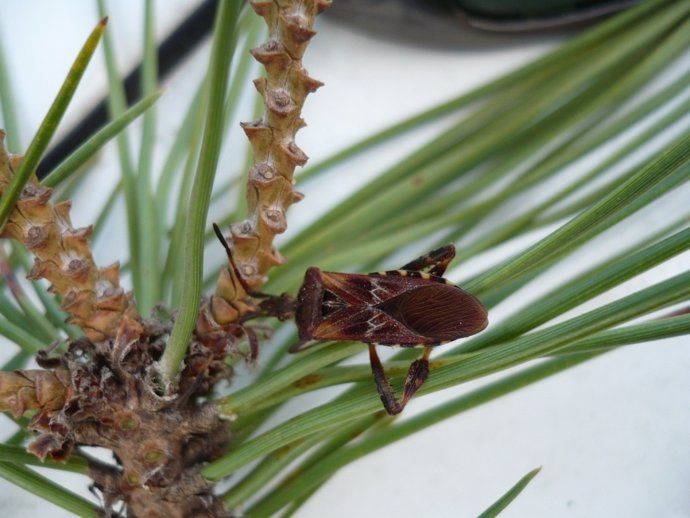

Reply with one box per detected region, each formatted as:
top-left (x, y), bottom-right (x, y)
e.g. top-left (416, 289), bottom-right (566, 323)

top-left (201, 0), bottom-right (331, 334)
top-left (0, 130), bottom-right (136, 343)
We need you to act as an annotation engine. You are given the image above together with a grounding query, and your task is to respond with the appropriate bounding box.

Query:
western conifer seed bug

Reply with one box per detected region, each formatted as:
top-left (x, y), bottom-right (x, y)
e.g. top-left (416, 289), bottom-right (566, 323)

top-left (214, 224), bottom-right (488, 415)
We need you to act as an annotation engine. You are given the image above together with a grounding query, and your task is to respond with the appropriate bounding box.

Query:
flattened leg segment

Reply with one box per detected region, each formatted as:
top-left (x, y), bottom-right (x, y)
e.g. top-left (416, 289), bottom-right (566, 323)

top-left (402, 347), bottom-right (431, 405)
top-left (368, 344), bottom-right (432, 415)
top-left (400, 245), bottom-right (456, 277)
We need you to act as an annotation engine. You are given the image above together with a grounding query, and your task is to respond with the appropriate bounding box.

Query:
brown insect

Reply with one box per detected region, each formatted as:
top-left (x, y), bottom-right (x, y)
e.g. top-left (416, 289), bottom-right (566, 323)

top-left (214, 224), bottom-right (488, 414)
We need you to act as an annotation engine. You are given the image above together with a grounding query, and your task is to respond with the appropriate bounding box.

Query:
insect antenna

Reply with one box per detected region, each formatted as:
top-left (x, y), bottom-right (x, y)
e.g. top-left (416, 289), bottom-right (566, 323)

top-left (213, 223), bottom-right (297, 322)
top-left (212, 223), bottom-right (269, 299)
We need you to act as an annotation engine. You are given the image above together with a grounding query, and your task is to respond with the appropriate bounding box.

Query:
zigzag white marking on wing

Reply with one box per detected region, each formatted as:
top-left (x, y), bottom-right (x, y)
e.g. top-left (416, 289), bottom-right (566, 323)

top-left (368, 278), bottom-right (389, 304)
top-left (366, 311), bottom-right (388, 334)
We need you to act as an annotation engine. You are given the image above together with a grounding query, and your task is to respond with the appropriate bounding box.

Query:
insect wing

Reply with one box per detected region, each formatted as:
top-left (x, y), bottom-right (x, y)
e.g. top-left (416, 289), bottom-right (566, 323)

top-left (319, 271), bottom-right (412, 305)
top-left (299, 268), bottom-right (487, 346)
top-left (310, 305), bottom-right (438, 345)
top-left (376, 283), bottom-right (488, 342)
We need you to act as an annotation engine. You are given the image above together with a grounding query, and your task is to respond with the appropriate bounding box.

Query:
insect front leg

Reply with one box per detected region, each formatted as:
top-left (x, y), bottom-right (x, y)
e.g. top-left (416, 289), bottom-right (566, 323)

top-left (400, 245), bottom-right (456, 277)
top-left (288, 339), bottom-right (316, 353)
top-left (368, 345), bottom-right (432, 415)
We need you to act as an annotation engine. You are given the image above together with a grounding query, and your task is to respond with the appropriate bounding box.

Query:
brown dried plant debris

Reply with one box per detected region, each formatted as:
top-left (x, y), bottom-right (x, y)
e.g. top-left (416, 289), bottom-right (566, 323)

top-left (0, 1), bottom-right (330, 515)
top-left (33, 314), bottom-right (234, 518)
top-left (207, 0), bottom-right (331, 330)
top-left (1, 307), bottom-right (234, 516)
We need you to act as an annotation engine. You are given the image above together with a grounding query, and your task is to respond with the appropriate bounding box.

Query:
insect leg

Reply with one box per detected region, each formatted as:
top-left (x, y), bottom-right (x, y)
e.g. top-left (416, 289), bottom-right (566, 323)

top-left (400, 245), bottom-right (456, 276)
top-left (401, 347), bottom-right (431, 408)
top-left (368, 344), bottom-right (431, 415)
top-left (288, 339), bottom-right (320, 353)
top-left (368, 344), bottom-right (404, 415)
top-left (239, 325), bottom-right (260, 364)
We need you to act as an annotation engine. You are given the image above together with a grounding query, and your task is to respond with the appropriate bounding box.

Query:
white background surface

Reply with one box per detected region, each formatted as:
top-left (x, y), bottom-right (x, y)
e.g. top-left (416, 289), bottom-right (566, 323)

top-left (1, 1), bottom-right (689, 517)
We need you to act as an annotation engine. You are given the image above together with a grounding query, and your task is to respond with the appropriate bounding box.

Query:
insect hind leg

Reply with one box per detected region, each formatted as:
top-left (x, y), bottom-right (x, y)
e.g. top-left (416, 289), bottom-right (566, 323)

top-left (400, 245), bottom-right (456, 277)
top-left (368, 345), bottom-right (432, 415)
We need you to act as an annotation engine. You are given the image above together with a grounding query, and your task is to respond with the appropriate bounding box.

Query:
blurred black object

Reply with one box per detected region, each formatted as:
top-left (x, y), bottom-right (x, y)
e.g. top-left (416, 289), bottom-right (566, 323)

top-left (327, 0), bottom-right (641, 45)
top-left (37, 0), bottom-right (638, 179)
top-left (37, 0), bottom-right (218, 178)
top-left (458, 0), bottom-right (641, 29)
